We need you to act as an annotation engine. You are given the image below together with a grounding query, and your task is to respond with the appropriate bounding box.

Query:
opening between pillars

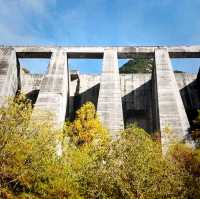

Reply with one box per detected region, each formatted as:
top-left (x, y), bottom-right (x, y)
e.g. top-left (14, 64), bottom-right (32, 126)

top-left (18, 58), bottom-right (50, 106)
top-left (67, 57), bottom-right (103, 120)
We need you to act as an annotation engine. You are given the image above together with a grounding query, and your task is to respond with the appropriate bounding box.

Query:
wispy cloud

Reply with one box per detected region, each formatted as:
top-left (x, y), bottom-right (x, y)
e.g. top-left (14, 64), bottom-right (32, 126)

top-left (0, 0), bottom-right (200, 46)
top-left (0, 0), bottom-right (56, 44)
top-left (1, 0), bottom-right (199, 73)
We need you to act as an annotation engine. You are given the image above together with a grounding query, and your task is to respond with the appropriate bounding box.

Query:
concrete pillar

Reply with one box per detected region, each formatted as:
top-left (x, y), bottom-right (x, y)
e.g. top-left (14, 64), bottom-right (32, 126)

top-left (33, 49), bottom-right (68, 127)
top-left (97, 49), bottom-right (124, 138)
top-left (153, 48), bottom-right (190, 153)
top-left (0, 48), bottom-right (19, 106)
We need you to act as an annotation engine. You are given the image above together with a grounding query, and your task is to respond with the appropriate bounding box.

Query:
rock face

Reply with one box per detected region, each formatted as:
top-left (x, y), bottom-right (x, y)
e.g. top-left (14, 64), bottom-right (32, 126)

top-left (0, 45), bottom-right (200, 151)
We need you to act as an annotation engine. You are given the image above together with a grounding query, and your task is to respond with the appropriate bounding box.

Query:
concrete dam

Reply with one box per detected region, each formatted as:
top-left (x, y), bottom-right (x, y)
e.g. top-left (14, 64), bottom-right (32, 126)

top-left (0, 46), bottom-right (200, 150)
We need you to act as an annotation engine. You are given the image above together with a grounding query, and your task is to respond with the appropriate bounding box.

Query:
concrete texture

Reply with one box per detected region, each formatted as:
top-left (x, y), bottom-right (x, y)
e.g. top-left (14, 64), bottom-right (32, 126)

top-left (154, 48), bottom-right (191, 153)
top-left (0, 45), bottom-right (199, 150)
top-left (11, 45), bottom-right (200, 58)
top-left (32, 50), bottom-right (69, 127)
top-left (0, 47), bottom-right (19, 106)
top-left (97, 49), bottom-right (124, 137)
top-left (24, 71), bottom-right (199, 133)
top-left (120, 74), bottom-right (153, 132)
top-left (176, 73), bottom-right (200, 111)
top-left (21, 72), bottom-right (43, 94)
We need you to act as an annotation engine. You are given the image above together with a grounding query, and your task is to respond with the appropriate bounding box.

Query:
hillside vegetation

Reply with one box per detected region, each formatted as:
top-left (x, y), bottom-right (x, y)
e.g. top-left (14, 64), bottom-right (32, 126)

top-left (119, 58), bottom-right (184, 74)
top-left (119, 58), bottom-right (154, 73)
top-left (0, 95), bottom-right (200, 198)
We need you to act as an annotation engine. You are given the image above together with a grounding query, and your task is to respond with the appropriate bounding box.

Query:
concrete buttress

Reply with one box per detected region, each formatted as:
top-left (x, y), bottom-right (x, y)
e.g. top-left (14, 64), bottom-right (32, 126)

top-left (97, 48), bottom-right (124, 137)
top-left (153, 48), bottom-right (190, 153)
top-left (0, 48), bottom-right (19, 106)
top-left (33, 49), bottom-right (69, 127)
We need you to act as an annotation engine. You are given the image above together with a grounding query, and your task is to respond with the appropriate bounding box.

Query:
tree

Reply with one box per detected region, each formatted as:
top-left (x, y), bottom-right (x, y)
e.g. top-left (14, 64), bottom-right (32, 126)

top-left (65, 102), bottom-right (110, 148)
top-left (79, 126), bottom-right (187, 198)
top-left (0, 95), bottom-right (80, 198)
top-left (169, 143), bottom-right (200, 199)
top-left (1, 96), bottom-right (199, 198)
top-left (119, 58), bottom-right (153, 74)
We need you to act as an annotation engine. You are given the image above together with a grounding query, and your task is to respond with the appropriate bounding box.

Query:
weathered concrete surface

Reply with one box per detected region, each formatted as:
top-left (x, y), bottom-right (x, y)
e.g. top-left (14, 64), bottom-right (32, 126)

top-left (97, 49), bottom-right (124, 137)
top-left (23, 69), bottom-right (199, 138)
top-left (0, 48), bottom-right (19, 106)
top-left (69, 72), bottom-right (199, 133)
top-left (154, 48), bottom-right (190, 153)
top-left (176, 73), bottom-right (200, 111)
top-left (120, 74), bottom-right (153, 132)
top-left (33, 50), bottom-right (68, 127)
top-left (21, 72), bottom-right (44, 94)
top-left (20, 72), bottom-right (44, 105)
top-left (0, 45), bottom-right (199, 149)
top-left (12, 45), bottom-right (200, 59)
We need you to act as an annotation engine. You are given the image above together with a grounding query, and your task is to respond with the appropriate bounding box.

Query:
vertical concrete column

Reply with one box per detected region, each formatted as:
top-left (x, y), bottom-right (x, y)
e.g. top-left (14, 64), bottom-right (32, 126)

top-left (33, 49), bottom-right (68, 127)
top-left (97, 48), bottom-right (124, 138)
top-left (154, 48), bottom-right (190, 153)
top-left (0, 48), bottom-right (19, 106)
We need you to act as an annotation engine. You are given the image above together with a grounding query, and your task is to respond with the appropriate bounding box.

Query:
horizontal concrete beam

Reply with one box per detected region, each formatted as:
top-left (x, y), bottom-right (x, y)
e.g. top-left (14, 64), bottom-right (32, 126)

top-left (1, 45), bottom-right (200, 59)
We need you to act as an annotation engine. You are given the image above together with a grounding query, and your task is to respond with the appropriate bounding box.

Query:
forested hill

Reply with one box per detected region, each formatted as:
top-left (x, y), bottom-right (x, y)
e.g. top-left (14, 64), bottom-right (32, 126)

top-left (119, 58), bottom-right (184, 74)
top-left (119, 58), bottom-right (154, 73)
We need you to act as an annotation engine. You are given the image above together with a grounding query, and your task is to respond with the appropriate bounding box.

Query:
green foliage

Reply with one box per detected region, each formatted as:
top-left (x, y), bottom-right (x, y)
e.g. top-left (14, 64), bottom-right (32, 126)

top-left (119, 58), bottom-right (184, 74)
top-left (0, 96), bottom-right (199, 198)
top-left (22, 67), bottom-right (30, 74)
top-left (64, 102), bottom-right (110, 148)
top-left (169, 144), bottom-right (200, 198)
top-left (0, 95), bottom-right (80, 198)
top-left (119, 58), bottom-right (153, 74)
top-left (79, 126), bottom-right (187, 198)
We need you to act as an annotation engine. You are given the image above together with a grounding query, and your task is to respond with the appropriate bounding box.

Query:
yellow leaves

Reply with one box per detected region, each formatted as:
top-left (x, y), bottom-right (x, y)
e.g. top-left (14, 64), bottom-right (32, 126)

top-left (0, 96), bottom-right (110, 198)
top-left (65, 102), bottom-right (110, 148)
top-left (2, 95), bottom-right (199, 198)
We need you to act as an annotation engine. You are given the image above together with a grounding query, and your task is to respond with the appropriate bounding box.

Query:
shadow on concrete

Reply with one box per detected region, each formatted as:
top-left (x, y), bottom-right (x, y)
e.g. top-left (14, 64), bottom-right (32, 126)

top-left (25, 89), bottom-right (40, 106)
top-left (122, 80), bottom-right (154, 133)
top-left (70, 83), bottom-right (100, 120)
top-left (70, 79), bottom-right (155, 134)
top-left (180, 78), bottom-right (200, 126)
top-left (180, 73), bottom-right (200, 146)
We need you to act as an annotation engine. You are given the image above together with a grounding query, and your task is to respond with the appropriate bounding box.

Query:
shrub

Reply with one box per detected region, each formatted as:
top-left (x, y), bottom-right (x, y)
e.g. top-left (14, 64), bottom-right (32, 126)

top-left (79, 126), bottom-right (187, 199)
top-left (0, 95), bottom-right (80, 198)
top-left (1, 96), bottom-right (199, 199)
top-left (64, 102), bottom-right (110, 149)
top-left (169, 144), bottom-right (200, 198)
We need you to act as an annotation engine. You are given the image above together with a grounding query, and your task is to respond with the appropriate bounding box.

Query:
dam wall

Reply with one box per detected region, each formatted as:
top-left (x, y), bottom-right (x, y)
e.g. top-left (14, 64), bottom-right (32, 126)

top-left (21, 71), bottom-right (199, 133)
top-left (0, 45), bottom-right (200, 150)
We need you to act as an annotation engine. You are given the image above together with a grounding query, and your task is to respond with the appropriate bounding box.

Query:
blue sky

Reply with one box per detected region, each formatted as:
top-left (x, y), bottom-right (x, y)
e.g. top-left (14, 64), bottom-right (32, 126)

top-left (0, 0), bottom-right (200, 74)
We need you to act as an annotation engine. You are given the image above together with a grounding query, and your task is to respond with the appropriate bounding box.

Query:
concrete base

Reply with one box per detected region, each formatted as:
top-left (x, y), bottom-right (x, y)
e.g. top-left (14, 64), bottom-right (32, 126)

top-left (97, 49), bottom-right (124, 138)
top-left (0, 48), bottom-right (19, 106)
top-left (154, 48), bottom-right (190, 153)
top-left (33, 50), bottom-right (68, 127)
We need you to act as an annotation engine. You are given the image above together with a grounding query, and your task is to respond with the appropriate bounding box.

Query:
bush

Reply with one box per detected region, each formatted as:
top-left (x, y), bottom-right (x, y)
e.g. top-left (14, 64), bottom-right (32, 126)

top-left (79, 126), bottom-right (187, 198)
top-left (64, 102), bottom-right (110, 150)
top-left (1, 96), bottom-right (199, 198)
top-left (0, 95), bottom-right (80, 198)
top-left (169, 144), bottom-right (200, 198)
